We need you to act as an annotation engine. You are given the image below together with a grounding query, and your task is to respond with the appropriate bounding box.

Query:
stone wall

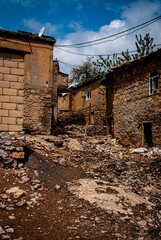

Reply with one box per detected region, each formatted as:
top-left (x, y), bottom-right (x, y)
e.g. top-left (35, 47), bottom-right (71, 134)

top-left (77, 104), bottom-right (106, 126)
top-left (24, 88), bottom-right (52, 134)
top-left (113, 53), bottom-right (161, 147)
top-left (23, 45), bottom-right (54, 134)
top-left (0, 52), bottom-right (24, 132)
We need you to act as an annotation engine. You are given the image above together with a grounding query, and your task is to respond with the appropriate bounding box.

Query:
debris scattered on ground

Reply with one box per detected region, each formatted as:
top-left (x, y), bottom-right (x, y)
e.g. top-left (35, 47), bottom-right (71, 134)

top-left (0, 125), bottom-right (161, 239)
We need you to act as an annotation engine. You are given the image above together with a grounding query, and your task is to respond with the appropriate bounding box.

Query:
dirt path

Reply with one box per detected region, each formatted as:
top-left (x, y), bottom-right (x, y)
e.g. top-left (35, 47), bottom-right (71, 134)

top-left (0, 133), bottom-right (161, 240)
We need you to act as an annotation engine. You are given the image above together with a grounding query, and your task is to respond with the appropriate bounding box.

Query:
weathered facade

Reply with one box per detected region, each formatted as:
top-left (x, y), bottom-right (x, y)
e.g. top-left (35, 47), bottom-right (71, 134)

top-left (72, 80), bottom-right (106, 125)
top-left (103, 49), bottom-right (161, 147)
top-left (0, 29), bottom-right (56, 134)
top-left (53, 60), bottom-right (69, 112)
top-left (59, 80), bottom-right (106, 125)
top-left (53, 60), bottom-right (69, 87)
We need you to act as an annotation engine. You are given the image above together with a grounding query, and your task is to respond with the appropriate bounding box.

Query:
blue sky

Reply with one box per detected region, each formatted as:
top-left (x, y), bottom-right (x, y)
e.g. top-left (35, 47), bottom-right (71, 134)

top-left (0, 0), bottom-right (161, 74)
top-left (0, 0), bottom-right (127, 36)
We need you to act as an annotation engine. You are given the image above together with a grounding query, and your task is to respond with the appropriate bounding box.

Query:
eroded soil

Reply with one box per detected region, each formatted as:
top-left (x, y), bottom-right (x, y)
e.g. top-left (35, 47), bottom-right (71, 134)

top-left (0, 128), bottom-right (161, 240)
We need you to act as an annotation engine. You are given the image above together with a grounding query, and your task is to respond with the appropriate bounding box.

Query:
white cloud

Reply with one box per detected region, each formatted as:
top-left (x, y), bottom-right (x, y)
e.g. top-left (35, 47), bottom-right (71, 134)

top-left (100, 20), bottom-right (126, 32)
top-left (122, 0), bottom-right (161, 24)
top-left (23, 18), bottom-right (62, 35)
top-left (54, 0), bottom-right (161, 75)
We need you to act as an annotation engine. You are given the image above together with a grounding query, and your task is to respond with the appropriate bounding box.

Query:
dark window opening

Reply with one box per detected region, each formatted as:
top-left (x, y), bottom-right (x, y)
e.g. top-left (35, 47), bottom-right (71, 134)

top-left (149, 70), bottom-right (159, 95)
top-left (62, 76), bottom-right (65, 82)
top-left (143, 123), bottom-right (153, 147)
top-left (86, 88), bottom-right (91, 100)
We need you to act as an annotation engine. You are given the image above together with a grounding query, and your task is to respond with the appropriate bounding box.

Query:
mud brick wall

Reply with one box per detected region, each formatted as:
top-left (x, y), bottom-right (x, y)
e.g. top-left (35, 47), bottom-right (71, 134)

top-left (0, 52), bottom-right (24, 132)
top-left (113, 53), bottom-right (161, 147)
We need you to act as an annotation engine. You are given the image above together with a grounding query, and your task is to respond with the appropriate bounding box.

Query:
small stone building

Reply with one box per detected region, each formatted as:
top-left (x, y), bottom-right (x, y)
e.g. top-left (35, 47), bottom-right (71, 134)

top-left (102, 49), bottom-right (161, 147)
top-left (59, 79), bottom-right (106, 125)
top-left (0, 29), bottom-right (56, 134)
top-left (53, 60), bottom-right (69, 87)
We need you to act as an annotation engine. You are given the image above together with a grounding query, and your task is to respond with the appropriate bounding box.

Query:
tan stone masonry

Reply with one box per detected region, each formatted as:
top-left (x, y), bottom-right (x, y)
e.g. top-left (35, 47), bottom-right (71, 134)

top-left (0, 53), bottom-right (24, 132)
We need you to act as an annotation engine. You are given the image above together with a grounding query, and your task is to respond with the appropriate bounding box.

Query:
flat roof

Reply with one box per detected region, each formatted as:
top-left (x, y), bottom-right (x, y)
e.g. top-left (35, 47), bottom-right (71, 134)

top-left (0, 28), bottom-right (56, 45)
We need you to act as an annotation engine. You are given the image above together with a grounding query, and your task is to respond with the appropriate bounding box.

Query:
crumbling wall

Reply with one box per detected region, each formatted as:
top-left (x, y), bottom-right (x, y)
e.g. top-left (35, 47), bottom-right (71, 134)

top-left (113, 55), bottom-right (161, 147)
top-left (0, 52), bottom-right (24, 132)
top-left (77, 105), bottom-right (106, 126)
top-left (23, 45), bottom-right (53, 134)
top-left (24, 88), bottom-right (52, 134)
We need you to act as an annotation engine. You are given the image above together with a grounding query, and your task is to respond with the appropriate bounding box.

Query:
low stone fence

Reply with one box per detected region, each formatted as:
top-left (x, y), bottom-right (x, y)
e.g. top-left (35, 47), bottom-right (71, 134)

top-left (0, 131), bottom-right (25, 168)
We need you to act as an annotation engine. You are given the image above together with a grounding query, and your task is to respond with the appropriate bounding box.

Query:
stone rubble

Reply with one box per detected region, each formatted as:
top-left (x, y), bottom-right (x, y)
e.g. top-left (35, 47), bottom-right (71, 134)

top-left (0, 126), bottom-right (161, 239)
top-left (0, 159), bottom-right (44, 239)
top-left (25, 126), bottom-right (161, 239)
top-left (0, 132), bottom-right (25, 168)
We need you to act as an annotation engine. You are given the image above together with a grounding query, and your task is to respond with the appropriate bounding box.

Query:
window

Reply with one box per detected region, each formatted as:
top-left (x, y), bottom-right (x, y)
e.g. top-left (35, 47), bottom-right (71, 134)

top-left (86, 88), bottom-right (91, 100)
top-left (62, 76), bottom-right (65, 82)
top-left (149, 70), bottom-right (159, 95)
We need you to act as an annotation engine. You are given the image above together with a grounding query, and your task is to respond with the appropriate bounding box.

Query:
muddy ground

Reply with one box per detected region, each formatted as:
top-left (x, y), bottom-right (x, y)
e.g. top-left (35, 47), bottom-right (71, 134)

top-left (0, 126), bottom-right (161, 240)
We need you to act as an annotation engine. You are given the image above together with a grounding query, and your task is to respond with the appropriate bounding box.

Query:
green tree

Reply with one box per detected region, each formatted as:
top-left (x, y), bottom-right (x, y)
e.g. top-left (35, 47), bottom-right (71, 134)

top-left (69, 33), bottom-right (156, 85)
top-left (93, 53), bottom-right (122, 78)
top-left (93, 33), bottom-right (156, 77)
top-left (69, 57), bottom-right (98, 86)
top-left (132, 33), bottom-right (156, 59)
top-left (118, 49), bottom-right (132, 62)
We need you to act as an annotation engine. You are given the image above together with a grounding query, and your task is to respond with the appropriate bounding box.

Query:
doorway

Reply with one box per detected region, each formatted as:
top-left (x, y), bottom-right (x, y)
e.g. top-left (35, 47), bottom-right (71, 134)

top-left (143, 123), bottom-right (153, 147)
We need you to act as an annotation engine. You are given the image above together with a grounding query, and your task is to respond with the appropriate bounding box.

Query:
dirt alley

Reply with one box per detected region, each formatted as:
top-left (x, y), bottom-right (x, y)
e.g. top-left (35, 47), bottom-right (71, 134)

top-left (0, 126), bottom-right (161, 240)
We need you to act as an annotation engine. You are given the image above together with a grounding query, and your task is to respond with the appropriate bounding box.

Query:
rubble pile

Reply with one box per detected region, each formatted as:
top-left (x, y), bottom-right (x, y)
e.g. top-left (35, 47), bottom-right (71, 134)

top-left (65, 124), bottom-right (107, 136)
top-left (0, 127), bottom-right (161, 239)
top-left (57, 112), bottom-right (86, 126)
top-left (0, 132), bottom-right (25, 168)
top-left (24, 131), bottom-right (161, 239)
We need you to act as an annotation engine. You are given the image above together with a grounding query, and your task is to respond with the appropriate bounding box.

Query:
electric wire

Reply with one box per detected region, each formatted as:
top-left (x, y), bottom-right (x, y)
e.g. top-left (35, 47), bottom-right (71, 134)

top-left (59, 61), bottom-right (70, 73)
top-left (55, 43), bottom-right (161, 57)
top-left (55, 15), bottom-right (161, 48)
top-left (58, 59), bottom-right (76, 68)
top-left (71, 18), bottom-right (160, 48)
top-left (55, 47), bottom-right (137, 56)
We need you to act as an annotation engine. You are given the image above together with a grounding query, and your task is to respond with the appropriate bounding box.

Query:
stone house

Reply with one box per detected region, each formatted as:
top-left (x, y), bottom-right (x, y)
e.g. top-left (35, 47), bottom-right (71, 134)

top-left (102, 49), bottom-right (161, 147)
top-left (0, 28), bottom-right (56, 134)
top-left (59, 79), bottom-right (106, 125)
top-left (53, 60), bottom-right (70, 112)
top-left (53, 60), bottom-right (69, 87)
